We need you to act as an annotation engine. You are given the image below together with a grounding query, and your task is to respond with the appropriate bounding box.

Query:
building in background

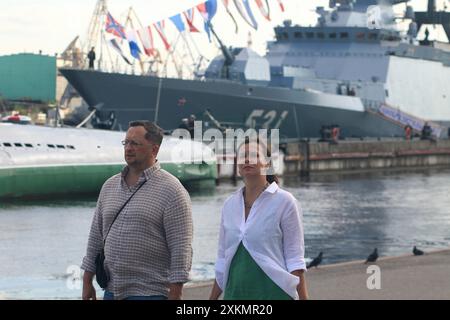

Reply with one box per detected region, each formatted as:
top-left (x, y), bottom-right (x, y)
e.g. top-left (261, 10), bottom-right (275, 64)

top-left (0, 53), bottom-right (56, 103)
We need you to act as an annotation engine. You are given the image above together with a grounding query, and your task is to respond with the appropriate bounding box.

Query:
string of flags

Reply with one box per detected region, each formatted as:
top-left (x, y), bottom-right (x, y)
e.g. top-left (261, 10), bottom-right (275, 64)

top-left (105, 0), bottom-right (285, 63)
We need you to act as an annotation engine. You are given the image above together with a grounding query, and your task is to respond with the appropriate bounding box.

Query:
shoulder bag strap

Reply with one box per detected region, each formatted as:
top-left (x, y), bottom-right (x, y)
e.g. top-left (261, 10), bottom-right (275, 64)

top-left (102, 179), bottom-right (147, 245)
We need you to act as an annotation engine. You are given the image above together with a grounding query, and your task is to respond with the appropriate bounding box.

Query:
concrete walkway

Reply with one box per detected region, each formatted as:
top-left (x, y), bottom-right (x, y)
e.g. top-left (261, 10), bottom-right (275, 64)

top-left (184, 249), bottom-right (450, 300)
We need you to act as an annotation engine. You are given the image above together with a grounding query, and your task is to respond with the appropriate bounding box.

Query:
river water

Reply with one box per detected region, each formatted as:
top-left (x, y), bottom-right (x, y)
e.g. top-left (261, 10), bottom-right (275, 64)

top-left (0, 168), bottom-right (449, 299)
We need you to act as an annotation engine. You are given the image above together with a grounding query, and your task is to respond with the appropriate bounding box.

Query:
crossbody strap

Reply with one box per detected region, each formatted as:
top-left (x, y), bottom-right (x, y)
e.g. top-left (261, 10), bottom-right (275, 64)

top-left (103, 179), bottom-right (147, 245)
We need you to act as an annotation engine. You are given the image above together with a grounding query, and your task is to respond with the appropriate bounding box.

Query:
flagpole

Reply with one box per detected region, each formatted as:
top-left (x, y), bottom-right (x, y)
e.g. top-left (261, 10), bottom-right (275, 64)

top-left (125, 7), bottom-right (145, 75)
top-left (130, 7), bottom-right (149, 75)
top-left (98, 29), bottom-right (103, 70)
top-left (180, 32), bottom-right (196, 76)
top-left (184, 31), bottom-right (210, 78)
top-left (102, 30), bottom-right (115, 72)
top-left (162, 33), bottom-right (182, 78)
top-left (154, 78), bottom-right (163, 124)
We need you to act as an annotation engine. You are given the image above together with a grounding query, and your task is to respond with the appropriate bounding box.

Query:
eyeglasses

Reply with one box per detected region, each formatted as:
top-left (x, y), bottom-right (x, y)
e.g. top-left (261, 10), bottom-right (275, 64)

top-left (121, 140), bottom-right (148, 147)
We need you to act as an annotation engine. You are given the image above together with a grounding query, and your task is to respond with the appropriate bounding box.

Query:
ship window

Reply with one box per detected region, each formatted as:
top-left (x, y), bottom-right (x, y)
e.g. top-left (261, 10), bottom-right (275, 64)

top-left (317, 32), bottom-right (325, 39)
top-left (67, 145), bottom-right (75, 150)
top-left (14, 143), bottom-right (23, 147)
top-left (25, 143), bottom-right (33, 148)
top-left (294, 32), bottom-right (303, 38)
top-left (47, 144), bottom-right (55, 148)
top-left (3, 143), bottom-right (12, 147)
top-left (282, 32), bottom-right (289, 39)
top-left (329, 33), bottom-right (337, 39)
top-left (369, 33), bottom-right (378, 40)
top-left (340, 32), bottom-right (349, 39)
top-left (381, 33), bottom-right (397, 41)
top-left (57, 145), bottom-right (65, 149)
top-left (306, 32), bottom-right (314, 39)
top-left (385, 89), bottom-right (389, 97)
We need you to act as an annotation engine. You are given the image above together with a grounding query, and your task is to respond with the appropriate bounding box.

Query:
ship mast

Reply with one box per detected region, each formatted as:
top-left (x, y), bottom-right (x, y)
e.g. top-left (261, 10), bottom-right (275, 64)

top-left (123, 7), bottom-right (146, 75)
top-left (83, 0), bottom-right (109, 67)
top-left (411, 0), bottom-right (450, 43)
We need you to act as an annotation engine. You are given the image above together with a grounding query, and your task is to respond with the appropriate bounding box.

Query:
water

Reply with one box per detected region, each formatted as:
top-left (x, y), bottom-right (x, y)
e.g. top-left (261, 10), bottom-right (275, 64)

top-left (1, 168), bottom-right (449, 299)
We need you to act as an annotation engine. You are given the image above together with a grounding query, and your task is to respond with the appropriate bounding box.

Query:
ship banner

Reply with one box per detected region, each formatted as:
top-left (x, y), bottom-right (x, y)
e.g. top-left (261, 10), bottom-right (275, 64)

top-left (379, 104), bottom-right (443, 138)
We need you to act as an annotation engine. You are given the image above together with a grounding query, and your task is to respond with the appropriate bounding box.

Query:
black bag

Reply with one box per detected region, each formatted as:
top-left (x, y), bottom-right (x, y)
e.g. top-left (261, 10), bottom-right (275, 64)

top-left (95, 180), bottom-right (147, 289)
top-left (95, 249), bottom-right (109, 289)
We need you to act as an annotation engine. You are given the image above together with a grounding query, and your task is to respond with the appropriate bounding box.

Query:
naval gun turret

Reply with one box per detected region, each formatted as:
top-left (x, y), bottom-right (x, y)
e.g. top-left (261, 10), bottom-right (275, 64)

top-left (205, 47), bottom-right (271, 85)
top-left (208, 22), bottom-right (235, 79)
top-left (205, 22), bottom-right (270, 85)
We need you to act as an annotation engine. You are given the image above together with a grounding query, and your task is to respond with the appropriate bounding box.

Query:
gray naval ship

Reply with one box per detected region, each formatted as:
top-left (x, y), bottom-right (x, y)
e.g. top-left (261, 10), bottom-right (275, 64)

top-left (60, 0), bottom-right (450, 140)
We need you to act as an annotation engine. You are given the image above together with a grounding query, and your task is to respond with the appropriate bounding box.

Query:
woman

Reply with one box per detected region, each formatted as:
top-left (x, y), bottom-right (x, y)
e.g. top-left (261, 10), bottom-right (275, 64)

top-left (209, 138), bottom-right (308, 300)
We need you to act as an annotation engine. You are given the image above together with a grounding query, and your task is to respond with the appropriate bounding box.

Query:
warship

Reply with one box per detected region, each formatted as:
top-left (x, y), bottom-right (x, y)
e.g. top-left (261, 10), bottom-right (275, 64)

top-left (60, 0), bottom-right (450, 140)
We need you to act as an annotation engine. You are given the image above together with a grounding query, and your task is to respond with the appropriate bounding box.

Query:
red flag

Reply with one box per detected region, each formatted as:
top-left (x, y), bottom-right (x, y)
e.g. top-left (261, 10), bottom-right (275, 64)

top-left (153, 20), bottom-right (171, 51)
top-left (255, 0), bottom-right (271, 21)
top-left (196, 3), bottom-right (208, 19)
top-left (277, 0), bottom-right (285, 12)
top-left (105, 12), bottom-right (126, 39)
top-left (137, 26), bottom-right (156, 57)
top-left (183, 8), bottom-right (200, 32)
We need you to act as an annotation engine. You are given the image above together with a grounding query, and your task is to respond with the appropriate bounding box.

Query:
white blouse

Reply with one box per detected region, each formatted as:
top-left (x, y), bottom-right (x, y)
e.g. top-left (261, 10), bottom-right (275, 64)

top-left (214, 182), bottom-right (306, 300)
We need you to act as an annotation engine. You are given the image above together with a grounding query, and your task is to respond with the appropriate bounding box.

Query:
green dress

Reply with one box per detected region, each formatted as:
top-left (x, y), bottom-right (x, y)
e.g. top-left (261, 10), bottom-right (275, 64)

top-left (223, 242), bottom-right (292, 300)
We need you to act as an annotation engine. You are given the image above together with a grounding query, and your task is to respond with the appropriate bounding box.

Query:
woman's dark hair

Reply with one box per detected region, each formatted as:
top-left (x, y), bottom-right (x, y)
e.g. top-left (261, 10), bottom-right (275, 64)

top-left (238, 136), bottom-right (279, 184)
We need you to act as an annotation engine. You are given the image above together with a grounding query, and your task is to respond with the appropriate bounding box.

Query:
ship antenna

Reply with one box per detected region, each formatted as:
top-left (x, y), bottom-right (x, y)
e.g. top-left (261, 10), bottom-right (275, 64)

top-left (247, 31), bottom-right (253, 48)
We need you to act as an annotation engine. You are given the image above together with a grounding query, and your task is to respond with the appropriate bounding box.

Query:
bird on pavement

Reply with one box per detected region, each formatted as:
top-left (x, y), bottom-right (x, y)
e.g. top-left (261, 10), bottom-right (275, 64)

top-left (307, 252), bottom-right (323, 269)
top-left (365, 248), bottom-right (378, 264)
top-left (413, 246), bottom-right (424, 256)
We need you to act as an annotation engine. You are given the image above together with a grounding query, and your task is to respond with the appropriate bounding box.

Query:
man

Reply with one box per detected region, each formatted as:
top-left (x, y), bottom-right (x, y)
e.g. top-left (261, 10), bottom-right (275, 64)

top-left (404, 124), bottom-right (412, 140)
top-left (178, 118), bottom-right (189, 130)
top-left (82, 121), bottom-right (193, 300)
top-left (187, 114), bottom-right (196, 139)
top-left (421, 122), bottom-right (433, 141)
top-left (87, 47), bottom-right (96, 69)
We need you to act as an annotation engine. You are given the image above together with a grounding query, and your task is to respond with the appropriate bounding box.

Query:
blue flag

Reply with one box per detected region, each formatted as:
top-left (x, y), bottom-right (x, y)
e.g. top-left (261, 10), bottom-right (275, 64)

top-left (127, 30), bottom-right (142, 60)
top-left (169, 13), bottom-right (186, 33)
top-left (198, 0), bottom-right (218, 42)
top-left (243, 0), bottom-right (258, 30)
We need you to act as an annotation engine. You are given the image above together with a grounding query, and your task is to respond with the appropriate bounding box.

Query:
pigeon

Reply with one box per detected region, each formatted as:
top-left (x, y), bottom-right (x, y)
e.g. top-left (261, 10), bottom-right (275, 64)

top-left (365, 248), bottom-right (378, 264)
top-left (413, 246), bottom-right (424, 256)
top-left (307, 252), bottom-right (323, 269)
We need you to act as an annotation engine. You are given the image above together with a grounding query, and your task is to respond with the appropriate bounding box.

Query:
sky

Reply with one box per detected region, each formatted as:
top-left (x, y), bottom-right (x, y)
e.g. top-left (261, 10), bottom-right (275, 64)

top-left (0, 0), bottom-right (448, 58)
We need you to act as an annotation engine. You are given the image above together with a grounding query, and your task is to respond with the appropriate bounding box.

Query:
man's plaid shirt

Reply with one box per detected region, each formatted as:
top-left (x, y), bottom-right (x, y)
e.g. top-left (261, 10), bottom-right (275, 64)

top-left (81, 162), bottom-right (193, 300)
